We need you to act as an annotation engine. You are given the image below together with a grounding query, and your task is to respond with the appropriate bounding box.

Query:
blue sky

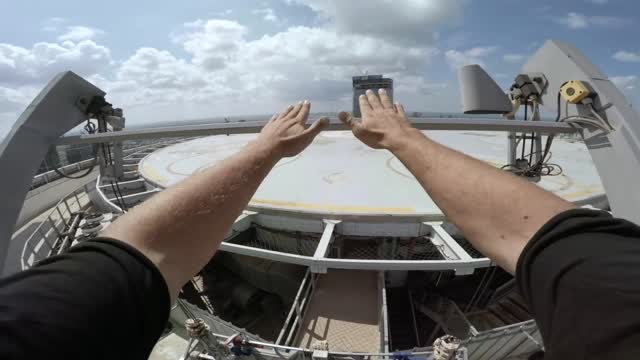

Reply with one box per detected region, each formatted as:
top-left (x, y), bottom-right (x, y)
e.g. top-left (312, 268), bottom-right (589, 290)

top-left (1, 0), bottom-right (639, 133)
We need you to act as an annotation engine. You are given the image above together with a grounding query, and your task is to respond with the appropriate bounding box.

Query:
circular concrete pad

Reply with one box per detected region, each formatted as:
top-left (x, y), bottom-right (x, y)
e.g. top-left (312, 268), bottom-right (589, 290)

top-left (140, 131), bottom-right (604, 217)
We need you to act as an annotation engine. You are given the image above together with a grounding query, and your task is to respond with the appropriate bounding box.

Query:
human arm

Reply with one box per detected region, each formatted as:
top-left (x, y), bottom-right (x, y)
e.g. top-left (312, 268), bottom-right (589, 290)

top-left (339, 89), bottom-right (574, 273)
top-left (103, 101), bottom-right (328, 300)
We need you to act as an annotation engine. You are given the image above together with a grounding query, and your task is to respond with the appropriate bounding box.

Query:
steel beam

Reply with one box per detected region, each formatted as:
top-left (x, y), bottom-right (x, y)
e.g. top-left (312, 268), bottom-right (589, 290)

top-left (428, 223), bottom-right (476, 275)
top-left (218, 242), bottom-right (314, 266)
top-left (56, 118), bottom-right (578, 145)
top-left (311, 220), bottom-right (340, 273)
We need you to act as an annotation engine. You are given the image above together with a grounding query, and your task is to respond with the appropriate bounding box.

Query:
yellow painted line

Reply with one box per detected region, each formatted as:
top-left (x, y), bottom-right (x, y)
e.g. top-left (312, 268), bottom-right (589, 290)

top-left (250, 198), bottom-right (416, 214)
top-left (141, 164), bottom-right (168, 184)
top-left (562, 186), bottom-right (604, 201)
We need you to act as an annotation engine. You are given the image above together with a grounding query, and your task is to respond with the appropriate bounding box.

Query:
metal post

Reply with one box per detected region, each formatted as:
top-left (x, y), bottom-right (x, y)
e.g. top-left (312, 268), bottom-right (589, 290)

top-left (47, 216), bottom-right (62, 237)
top-left (55, 207), bottom-right (65, 222)
top-left (37, 226), bottom-right (52, 250)
top-left (508, 132), bottom-right (517, 165)
top-left (295, 303), bottom-right (302, 319)
top-left (63, 198), bottom-right (73, 215)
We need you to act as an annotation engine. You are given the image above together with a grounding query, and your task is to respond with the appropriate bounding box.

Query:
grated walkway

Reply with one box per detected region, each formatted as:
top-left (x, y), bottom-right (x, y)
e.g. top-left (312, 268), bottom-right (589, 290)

top-left (296, 269), bottom-right (380, 353)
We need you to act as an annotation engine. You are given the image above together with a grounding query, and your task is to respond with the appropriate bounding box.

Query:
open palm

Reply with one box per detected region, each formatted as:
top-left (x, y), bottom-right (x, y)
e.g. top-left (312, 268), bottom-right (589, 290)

top-left (259, 101), bottom-right (329, 158)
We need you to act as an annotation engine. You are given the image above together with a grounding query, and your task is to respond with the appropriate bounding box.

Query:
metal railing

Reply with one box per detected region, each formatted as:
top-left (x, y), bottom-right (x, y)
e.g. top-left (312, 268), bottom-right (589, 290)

top-left (20, 179), bottom-right (95, 270)
top-left (173, 292), bottom-right (542, 360)
top-left (276, 270), bottom-right (317, 346)
top-left (30, 158), bottom-right (96, 190)
top-left (462, 320), bottom-right (542, 360)
top-left (29, 141), bottom-right (176, 191)
top-left (95, 138), bottom-right (192, 213)
top-left (19, 138), bottom-right (195, 269)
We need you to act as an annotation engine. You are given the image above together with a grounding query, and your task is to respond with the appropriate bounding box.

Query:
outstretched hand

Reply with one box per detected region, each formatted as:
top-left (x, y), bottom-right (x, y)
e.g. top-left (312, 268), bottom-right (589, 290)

top-left (339, 89), bottom-right (417, 151)
top-left (258, 100), bottom-right (329, 158)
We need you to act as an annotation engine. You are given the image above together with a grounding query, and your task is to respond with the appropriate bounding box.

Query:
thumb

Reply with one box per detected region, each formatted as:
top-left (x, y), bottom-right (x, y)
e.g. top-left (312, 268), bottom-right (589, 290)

top-left (302, 116), bottom-right (329, 138)
top-left (338, 111), bottom-right (361, 131)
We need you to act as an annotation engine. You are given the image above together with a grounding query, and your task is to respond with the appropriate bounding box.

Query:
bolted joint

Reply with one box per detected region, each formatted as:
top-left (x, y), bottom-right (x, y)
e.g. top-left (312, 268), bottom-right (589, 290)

top-left (185, 318), bottom-right (210, 339)
top-left (433, 335), bottom-right (461, 360)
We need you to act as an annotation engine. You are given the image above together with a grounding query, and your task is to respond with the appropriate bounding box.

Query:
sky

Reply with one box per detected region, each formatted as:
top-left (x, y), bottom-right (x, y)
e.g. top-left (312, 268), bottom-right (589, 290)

top-left (1, 0), bottom-right (639, 135)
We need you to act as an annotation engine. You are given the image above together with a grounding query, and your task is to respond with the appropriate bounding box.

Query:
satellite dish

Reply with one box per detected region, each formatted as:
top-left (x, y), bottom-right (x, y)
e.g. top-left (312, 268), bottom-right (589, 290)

top-left (458, 64), bottom-right (512, 114)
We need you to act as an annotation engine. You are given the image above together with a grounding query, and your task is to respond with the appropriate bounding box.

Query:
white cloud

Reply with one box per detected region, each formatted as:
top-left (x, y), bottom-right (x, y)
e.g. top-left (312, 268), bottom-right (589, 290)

top-left (445, 46), bottom-right (497, 69)
top-left (0, 85), bottom-right (41, 137)
top-left (610, 75), bottom-right (639, 107)
top-left (98, 19), bottom-right (444, 123)
top-left (1, 12), bottom-right (454, 132)
top-left (0, 40), bottom-right (112, 86)
top-left (58, 26), bottom-right (105, 42)
top-left (554, 12), bottom-right (629, 29)
top-left (613, 51), bottom-right (640, 63)
top-left (253, 8), bottom-right (279, 23)
top-left (611, 76), bottom-right (637, 90)
top-left (173, 19), bottom-right (247, 70)
top-left (503, 54), bottom-right (526, 63)
top-left (289, 0), bottom-right (466, 44)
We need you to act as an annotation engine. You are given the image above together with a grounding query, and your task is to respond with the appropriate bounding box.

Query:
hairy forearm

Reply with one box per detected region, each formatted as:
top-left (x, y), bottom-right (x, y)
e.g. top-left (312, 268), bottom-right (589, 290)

top-left (103, 139), bottom-right (280, 297)
top-left (393, 130), bottom-right (574, 272)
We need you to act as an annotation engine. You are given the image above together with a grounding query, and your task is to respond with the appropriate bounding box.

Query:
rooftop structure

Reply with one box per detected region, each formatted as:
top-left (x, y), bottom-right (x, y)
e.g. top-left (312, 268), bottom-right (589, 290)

top-left (3, 40), bottom-right (638, 360)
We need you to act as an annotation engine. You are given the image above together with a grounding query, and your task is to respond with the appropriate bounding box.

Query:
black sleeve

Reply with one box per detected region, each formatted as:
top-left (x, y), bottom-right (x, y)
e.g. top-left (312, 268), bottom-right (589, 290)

top-left (517, 209), bottom-right (640, 360)
top-left (0, 237), bottom-right (170, 360)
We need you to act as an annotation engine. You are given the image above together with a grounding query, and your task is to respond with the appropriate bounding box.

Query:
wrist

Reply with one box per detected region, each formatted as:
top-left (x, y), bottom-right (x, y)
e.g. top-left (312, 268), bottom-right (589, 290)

top-left (247, 137), bottom-right (283, 163)
top-left (387, 128), bottom-right (428, 154)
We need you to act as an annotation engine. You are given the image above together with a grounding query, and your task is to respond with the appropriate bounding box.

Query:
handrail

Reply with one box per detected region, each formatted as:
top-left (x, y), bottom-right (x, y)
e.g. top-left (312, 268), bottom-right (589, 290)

top-left (20, 178), bottom-right (95, 270)
top-left (56, 117), bottom-right (578, 145)
top-left (20, 139), bottom-right (189, 271)
top-left (179, 319), bottom-right (539, 358)
top-left (29, 142), bottom-right (170, 191)
top-left (276, 270), bottom-right (311, 345)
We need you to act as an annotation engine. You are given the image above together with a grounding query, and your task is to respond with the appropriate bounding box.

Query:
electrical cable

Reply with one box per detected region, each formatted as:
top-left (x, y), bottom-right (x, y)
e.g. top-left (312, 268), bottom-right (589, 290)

top-left (588, 103), bottom-right (614, 130)
top-left (106, 143), bottom-right (128, 211)
top-left (503, 92), bottom-right (565, 178)
top-left (95, 117), bottom-right (127, 212)
top-left (559, 115), bottom-right (611, 133)
top-left (104, 142), bottom-right (128, 212)
top-left (465, 265), bottom-right (497, 313)
top-left (520, 103), bottom-right (527, 161)
top-left (51, 120), bottom-right (98, 179)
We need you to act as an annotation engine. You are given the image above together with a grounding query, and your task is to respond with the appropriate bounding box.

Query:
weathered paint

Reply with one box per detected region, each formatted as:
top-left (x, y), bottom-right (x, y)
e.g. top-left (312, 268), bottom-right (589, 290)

top-left (139, 131), bottom-right (605, 216)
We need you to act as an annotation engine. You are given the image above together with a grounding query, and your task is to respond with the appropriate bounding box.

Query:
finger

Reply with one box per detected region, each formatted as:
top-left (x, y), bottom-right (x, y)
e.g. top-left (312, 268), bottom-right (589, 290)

top-left (302, 117), bottom-right (329, 138)
top-left (338, 111), bottom-right (353, 128)
top-left (279, 105), bottom-right (294, 119)
top-left (286, 101), bottom-right (304, 120)
top-left (338, 111), bottom-right (361, 130)
top-left (366, 89), bottom-right (383, 110)
top-left (294, 100), bottom-right (310, 124)
top-left (395, 102), bottom-right (406, 117)
top-left (378, 88), bottom-right (393, 109)
top-left (359, 94), bottom-right (372, 115)
top-left (269, 114), bottom-right (277, 122)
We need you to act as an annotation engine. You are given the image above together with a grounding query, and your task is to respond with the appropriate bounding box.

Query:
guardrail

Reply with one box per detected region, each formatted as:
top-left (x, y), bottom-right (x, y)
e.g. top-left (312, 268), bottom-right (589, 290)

top-left (276, 270), bottom-right (317, 346)
top-left (93, 137), bottom-right (199, 213)
top-left (29, 141), bottom-right (173, 191)
top-left (170, 282), bottom-right (542, 360)
top-left (30, 159), bottom-right (96, 190)
top-left (20, 179), bottom-right (95, 270)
